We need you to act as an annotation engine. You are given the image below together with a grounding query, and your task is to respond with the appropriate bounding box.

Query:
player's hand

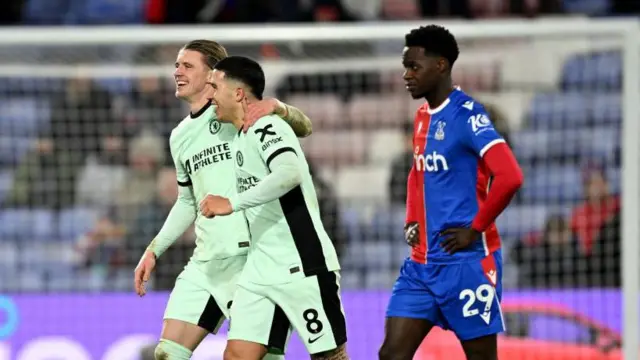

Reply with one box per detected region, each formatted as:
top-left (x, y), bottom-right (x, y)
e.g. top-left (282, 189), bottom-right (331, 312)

top-left (440, 227), bottom-right (480, 254)
top-left (134, 250), bottom-right (156, 297)
top-left (242, 98), bottom-right (280, 133)
top-left (404, 222), bottom-right (419, 247)
top-left (199, 194), bottom-right (233, 218)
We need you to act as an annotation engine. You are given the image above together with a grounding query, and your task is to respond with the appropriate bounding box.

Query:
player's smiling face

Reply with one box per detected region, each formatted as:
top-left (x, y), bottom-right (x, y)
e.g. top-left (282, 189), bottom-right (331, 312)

top-left (402, 46), bottom-right (440, 99)
top-left (173, 49), bottom-right (211, 101)
top-left (209, 69), bottom-right (242, 122)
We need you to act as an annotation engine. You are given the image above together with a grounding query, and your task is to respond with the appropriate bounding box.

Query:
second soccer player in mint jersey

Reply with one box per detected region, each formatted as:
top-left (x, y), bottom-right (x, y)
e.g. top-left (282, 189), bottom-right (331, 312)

top-left (133, 40), bottom-right (315, 360)
top-left (379, 26), bottom-right (524, 360)
top-left (200, 56), bottom-right (348, 360)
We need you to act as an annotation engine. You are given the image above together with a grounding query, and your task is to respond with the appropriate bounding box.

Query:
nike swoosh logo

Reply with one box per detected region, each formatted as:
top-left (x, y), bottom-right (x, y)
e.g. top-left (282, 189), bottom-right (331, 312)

top-left (308, 334), bottom-right (324, 344)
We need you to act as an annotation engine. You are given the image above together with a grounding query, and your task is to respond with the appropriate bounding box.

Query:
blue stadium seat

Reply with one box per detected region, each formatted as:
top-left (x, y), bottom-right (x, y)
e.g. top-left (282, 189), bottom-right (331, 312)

top-left (340, 270), bottom-right (364, 289)
top-left (562, 0), bottom-right (611, 17)
top-left (0, 209), bottom-right (34, 240)
top-left (496, 205), bottom-right (550, 240)
top-left (0, 78), bottom-right (64, 94)
top-left (342, 242), bottom-right (366, 270)
top-left (0, 209), bottom-right (56, 242)
top-left (26, 209), bottom-right (56, 241)
top-left (19, 243), bottom-right (76, 277)
top-left (57, 207), bottom-right (100, 241)
top-left (541, 127), bottom-right (618, 162)
top-left (370, 206), bottom-right (405, 243)
top-left (23, 0), bottom-right (70, 24)
top-left (364, 269), bottom-right (396, 289)
top-left (527, 92), bottom-right (590, 129)
top-left (340, 208), bottom-right (368, 244)
top-left (520, 165), bottom-right (583, 205)
top-left (607, 167), bottom-right (621, 195)
top-left (591, 93), bottom-right (621, 125)
top-left (511, 130), bottom-right (550, 164)
top-left (4, 270), bottom-right (46, 291)
top-left (0, 97), bottom-right (50, 137)
top-left (0, 242), bottom-right (18, 274)
top-left (585, 127), bottom-right (619, 161)
top-left (391, 241), bottom-right (409, 270)
top-left (0, 137), bottom-right (34, 166)
top-left (561, 52), bottom-right (621, 90)
top-left (95, 78), bottom-right (134, 95)
top-left (0, 171), bottom-right (13, 204)
top-left (362, 242), bottom-right (394, 270)
top-left (65, 0), bottom-right (144, 24)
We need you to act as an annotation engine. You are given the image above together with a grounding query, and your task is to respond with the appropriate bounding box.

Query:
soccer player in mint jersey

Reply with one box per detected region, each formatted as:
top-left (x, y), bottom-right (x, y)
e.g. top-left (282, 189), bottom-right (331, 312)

top-left (200, 56), bottom-right (348, 360)
top-left (133, 40), bottom-right (314, 360)
top-left (378, 26), bottom-right (524, 360)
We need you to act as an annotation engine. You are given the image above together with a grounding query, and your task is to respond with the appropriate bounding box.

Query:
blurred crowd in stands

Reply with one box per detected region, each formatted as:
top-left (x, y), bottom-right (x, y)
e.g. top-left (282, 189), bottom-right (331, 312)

top-left (0, 0), bottom-right (638, 25)
top-left (0, 0), bottom-right (628, 292)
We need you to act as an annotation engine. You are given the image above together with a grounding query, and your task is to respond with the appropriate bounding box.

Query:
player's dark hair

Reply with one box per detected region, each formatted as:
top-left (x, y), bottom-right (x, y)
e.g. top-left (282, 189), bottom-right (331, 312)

top-left (213, 56), bottom-right (265, 100)
top-left (405, 25), bottom-right (460, 69)
top-left (183, 39), bottom-right (228, 69)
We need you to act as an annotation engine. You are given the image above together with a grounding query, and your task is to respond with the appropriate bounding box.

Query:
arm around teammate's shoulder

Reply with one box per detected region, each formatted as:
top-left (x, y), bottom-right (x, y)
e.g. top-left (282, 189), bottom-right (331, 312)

top-left (276, 100), bottom-right (313, 137)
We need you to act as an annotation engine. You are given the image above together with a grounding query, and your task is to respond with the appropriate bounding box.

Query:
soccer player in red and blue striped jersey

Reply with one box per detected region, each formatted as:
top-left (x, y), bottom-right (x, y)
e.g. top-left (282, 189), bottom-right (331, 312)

top-left (379, 25), bottom-right (524, 360)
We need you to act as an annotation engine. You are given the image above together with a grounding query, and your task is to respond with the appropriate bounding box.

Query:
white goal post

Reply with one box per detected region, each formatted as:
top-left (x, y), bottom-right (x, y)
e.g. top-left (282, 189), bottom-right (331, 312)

top-left (0, 18), bottom-right (636, 359)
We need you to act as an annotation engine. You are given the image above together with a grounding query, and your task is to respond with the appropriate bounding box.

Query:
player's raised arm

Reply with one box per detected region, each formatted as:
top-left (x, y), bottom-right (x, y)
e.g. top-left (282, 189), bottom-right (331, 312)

top-left (463, 107), bottom-right (524, 232)
top-left (230, 115), bottom-right (302, 212)
top-left (243, 98), bottom-right (313, 137)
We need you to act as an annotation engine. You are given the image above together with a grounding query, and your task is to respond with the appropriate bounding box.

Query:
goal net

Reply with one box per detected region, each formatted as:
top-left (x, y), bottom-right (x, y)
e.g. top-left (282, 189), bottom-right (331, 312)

top-left (0, 19), bottom-right (637, 360)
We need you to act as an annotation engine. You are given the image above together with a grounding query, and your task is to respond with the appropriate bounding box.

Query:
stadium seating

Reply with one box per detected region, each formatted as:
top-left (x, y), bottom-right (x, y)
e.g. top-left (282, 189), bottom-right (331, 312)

top-left (0, 49), bottom-right (624, 290)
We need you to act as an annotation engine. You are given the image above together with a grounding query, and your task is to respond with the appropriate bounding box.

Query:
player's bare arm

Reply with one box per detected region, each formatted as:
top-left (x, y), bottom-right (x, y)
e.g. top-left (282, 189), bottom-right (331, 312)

top-left (243, 97), bottom-right (313, 137)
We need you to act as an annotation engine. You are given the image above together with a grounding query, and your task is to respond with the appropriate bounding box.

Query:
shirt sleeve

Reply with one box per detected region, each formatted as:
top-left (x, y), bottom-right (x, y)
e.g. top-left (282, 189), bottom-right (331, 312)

top-left (228, 115), bottom-right (302, 211)
top-left (461, 106), bottom-right (506, 158)
top-left (229, 151), bottom-right (301, 211)
top-left (470, 143), bottom-right (524, 232)
top-left (170, 131), bottom-right (192, 187)
top-left (147, 134), bottom-right (197, 258)
top-left (250, 115), bottom-right (299, 170)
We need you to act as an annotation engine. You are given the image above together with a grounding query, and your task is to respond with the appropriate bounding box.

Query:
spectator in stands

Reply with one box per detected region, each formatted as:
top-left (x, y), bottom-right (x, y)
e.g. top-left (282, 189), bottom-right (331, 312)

top-left (4, 76), bottom-right (118, 209)
top-left (512, 214), bottom-right (583, 288)
top-left (388, 121), bottom-right (413, 207)
top-left (589, 212), bottom-right (620, 287)
top-left (298, 0), bottom-right (357, 22)
top-left (75, 134), bottom-right (128, 208)
top-left (2, 135), bottom-right (83, 209)
top-left (111, 131), bottom-right (166, 227)
top-left (123, 75), bottom-right (183, 165)
top-left (570, 163), bottom-right (620, 255)
top-left (49, 77), bottom-right (119, 157)
top-left (124, 168), bottom-right (195, 290)
top-left (308, 160), bottom-right (348, 259)
top-left (75, 132), bottom-right (166, 273)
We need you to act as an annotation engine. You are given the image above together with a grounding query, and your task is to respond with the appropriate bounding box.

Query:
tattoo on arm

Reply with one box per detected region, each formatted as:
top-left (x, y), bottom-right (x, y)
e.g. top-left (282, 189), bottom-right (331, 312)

top-left (310, 344), bottom-right (349, 360)
top-left (280, 102), bottom-right (313, 138)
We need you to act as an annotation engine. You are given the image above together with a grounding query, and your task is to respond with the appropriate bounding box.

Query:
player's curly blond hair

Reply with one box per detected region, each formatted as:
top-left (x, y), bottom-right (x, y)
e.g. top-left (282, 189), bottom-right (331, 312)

top-left (182, 39), bottom-right (228, 69)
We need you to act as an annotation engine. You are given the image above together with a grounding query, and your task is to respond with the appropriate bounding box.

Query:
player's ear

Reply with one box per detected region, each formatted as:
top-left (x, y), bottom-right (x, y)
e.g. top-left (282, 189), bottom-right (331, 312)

top-left (437, 58), bottom-right (447, 74)
top-left (206, 70), bottom-right (215, 84)
top-left (235, 87), bottom-right (245, 103)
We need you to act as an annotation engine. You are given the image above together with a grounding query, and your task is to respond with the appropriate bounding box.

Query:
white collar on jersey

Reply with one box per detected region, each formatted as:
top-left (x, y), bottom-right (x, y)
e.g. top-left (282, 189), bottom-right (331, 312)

top-left (427, 86), bottom-right (461, 115)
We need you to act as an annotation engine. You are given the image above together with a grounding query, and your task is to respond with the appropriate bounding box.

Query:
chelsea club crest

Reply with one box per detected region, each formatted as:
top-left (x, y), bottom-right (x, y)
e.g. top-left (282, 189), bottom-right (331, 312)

top-left (236, 151), bottom-right (244, 167)
top-left (435, 121), bottom-right (446, 140)
top-left (209, 120), bottom-right (221, 135)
